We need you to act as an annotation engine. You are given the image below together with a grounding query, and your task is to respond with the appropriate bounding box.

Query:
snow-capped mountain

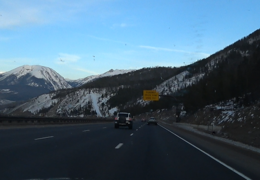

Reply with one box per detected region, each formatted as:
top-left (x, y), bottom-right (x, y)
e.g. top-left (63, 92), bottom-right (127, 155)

top-left (0, 65), bottom-right (71, 90)
top-left (67, 69), bottom-right (135, 87)
top-left (0, 65), bottom-right (71, 101)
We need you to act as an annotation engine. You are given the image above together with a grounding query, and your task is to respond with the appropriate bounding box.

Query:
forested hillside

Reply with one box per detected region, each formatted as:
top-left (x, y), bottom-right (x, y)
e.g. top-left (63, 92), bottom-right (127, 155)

top-left (121, 29), bottom-right (260, 114)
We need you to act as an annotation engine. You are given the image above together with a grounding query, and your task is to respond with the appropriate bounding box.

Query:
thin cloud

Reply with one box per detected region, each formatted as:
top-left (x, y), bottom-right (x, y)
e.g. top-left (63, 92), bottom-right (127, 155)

top-left (87, 34), bottom-right (126, 44)
top-left (0, 2), bottom-right (44, 29)
top-left (0, 36), bottom-right (12, 41)
top-left (56, 53), bottom-right (81, 64)
top-left (139, 45), bottom-right (210, 58)
top-left (111, 22), bottom-right (132, 29)
top-left (120, 23), bottom-right (127, 27)
top-left (0, 0), bottom-right (115, 29)
top-left (74, 68), bottom-right (99, 75)
top-left (139, 45), bottom-right (190, 53)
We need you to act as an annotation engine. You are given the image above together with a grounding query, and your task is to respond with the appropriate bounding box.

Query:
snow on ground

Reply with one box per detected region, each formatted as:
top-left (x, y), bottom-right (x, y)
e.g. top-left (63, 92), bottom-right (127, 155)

top-left (23, 93), bottom-right (58, 114)
top-left (248, 35), bottom-right (260, 44)
top-left (136, 98), bottom-right (150, 106)
top-left (100, 69), bottom-right (135, 77)
top-left (109, 107), bottom-right (118, 116)
top-left (134, 71), bottom-right (204, 107)
top-left (156, 71), bottom-right (204, 94)
top-left (90, 92), bottom-right (102, 117)
top-left (53, 88), bottom-right (118, 117)
top-left (217, 111), bottom-right (235, 124)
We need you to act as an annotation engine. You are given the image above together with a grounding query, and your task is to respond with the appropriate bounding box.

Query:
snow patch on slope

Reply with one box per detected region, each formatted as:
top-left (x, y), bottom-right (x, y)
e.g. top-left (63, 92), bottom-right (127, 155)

top-left (156, 71), bottom-right (204, 94)
top-left (50, 88), bottom-right (118, 117)
top-left (90, 93), bottom-right (102, 117)
top-left (23, 93), bottom-right (58, 114)
top-left (109, 107), bottom-right (118, 115)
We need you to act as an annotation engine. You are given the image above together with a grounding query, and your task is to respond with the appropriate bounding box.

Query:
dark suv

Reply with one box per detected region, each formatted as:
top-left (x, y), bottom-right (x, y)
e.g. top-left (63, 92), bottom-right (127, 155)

top-left (114, 112), bottom-right (133, 129)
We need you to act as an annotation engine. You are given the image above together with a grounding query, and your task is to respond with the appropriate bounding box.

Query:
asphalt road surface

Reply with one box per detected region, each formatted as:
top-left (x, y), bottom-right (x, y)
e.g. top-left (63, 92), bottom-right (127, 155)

top-left (0, 121), bottom-right (254, 180)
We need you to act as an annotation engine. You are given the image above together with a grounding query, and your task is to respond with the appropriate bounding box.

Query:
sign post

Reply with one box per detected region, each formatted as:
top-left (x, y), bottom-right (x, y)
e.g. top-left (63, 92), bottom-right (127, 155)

top-left (143, 90), bottom-right (159, 101)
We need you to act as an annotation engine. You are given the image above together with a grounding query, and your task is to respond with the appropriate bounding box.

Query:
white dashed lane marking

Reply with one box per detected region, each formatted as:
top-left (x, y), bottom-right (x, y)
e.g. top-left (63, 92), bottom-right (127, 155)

top-left (35, 136), bottom-right (53, 141)
top-left (130, 133), bottom-right (134, 136)
top-left (115, 143), bottom-right (123, 149)
top-left (82, 130), bottom-right (90, 132)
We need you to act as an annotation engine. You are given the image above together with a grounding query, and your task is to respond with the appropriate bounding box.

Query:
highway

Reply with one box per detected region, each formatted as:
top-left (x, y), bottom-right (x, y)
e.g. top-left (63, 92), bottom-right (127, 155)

top-left (0, 121), bottom-right (256, 180)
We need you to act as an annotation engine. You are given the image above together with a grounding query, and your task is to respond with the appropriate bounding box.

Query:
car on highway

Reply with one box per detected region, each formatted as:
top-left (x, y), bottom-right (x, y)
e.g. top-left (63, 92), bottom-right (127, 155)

top-left (114, 112), bottom-right (133, 129)
top-left (147, 117), bottom-right (157, 125)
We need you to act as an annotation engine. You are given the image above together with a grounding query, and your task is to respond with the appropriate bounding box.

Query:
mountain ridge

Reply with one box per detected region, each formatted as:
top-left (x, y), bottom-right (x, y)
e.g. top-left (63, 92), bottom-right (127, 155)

top-left (1, 28), bottom-right (260, 118)
top-left (66, 69), bottom-right (136, 88)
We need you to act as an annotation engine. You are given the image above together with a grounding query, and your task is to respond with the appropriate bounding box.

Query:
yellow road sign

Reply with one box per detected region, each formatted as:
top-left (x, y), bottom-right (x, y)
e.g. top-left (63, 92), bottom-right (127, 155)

top-left (143, 90), bottom-right (159, 101)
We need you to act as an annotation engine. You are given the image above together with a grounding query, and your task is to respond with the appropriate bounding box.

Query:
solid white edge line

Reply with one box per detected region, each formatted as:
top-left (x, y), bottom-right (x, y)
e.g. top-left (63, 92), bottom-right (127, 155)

top-left (159, 124), bottom-right (251, 180)
top-left (35, 136), bottom-right (54, 141)
top-left (115, 143), bottom-right (123, 149)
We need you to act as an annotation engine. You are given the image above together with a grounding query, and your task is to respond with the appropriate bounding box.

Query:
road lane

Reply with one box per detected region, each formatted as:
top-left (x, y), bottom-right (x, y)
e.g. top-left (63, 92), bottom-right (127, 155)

top-left (0, 122), bottom-right (134, 179)
top-left (0, 121), bottom-right (252, 180)
top-left (0, 123), bottom-right (111, 150)
top-left (110, 123), bottom-right (246, 180)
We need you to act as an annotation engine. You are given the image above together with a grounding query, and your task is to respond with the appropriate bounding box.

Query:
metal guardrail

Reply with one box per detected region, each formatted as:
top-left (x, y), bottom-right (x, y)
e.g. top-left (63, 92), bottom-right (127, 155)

top-left (0, 116), bottom-right (114, 126)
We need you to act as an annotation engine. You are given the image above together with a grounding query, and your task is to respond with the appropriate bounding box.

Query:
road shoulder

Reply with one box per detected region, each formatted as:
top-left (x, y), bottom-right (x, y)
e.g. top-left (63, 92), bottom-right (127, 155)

top-left (159, 121), bottom-right (260, 180)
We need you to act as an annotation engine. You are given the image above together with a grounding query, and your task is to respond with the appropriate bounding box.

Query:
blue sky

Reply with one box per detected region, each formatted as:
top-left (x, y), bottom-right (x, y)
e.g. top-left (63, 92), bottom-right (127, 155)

top-left (0, 0), bottom-right (260, 79)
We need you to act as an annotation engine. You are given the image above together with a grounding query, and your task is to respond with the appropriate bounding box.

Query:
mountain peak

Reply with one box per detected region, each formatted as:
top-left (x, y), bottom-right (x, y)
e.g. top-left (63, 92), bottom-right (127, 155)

top-left (0, 65), bottom-right (71, 91)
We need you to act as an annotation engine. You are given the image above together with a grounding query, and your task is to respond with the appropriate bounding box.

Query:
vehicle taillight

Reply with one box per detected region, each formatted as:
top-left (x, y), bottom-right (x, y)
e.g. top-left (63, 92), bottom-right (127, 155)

top-left (115, 117), bottom-right (118, 120)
